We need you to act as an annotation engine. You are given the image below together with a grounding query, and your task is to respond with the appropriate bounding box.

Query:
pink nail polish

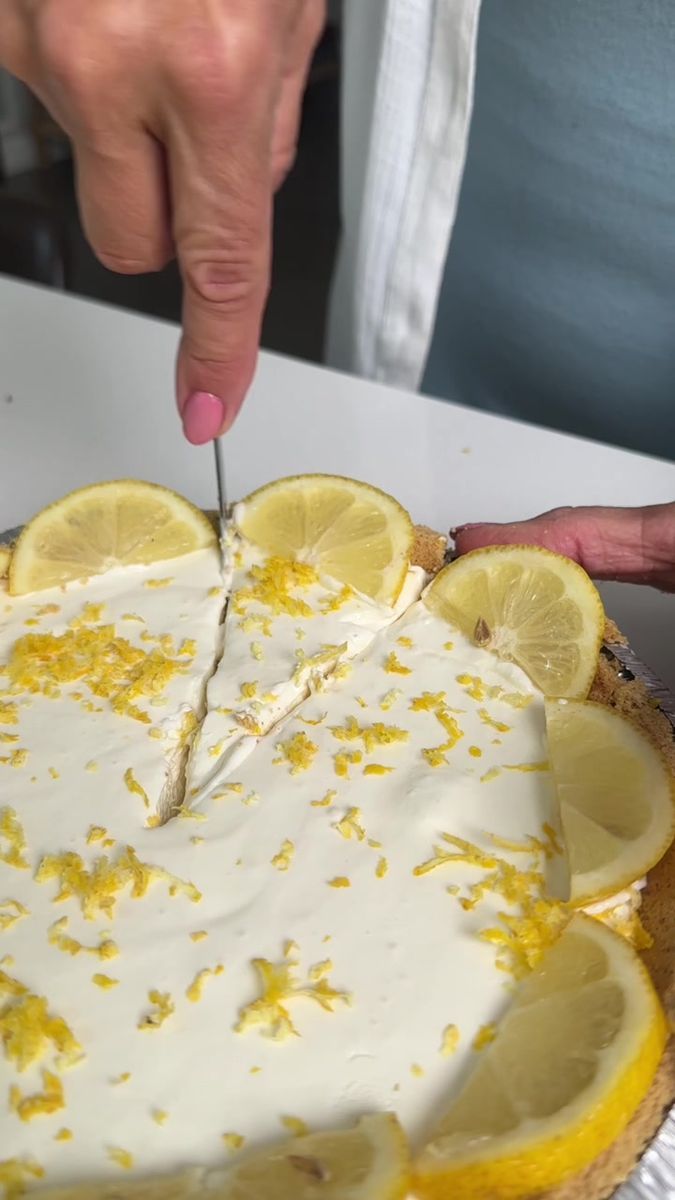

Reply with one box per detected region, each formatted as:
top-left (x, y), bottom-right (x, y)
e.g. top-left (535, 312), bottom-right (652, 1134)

top-left (182, 392), bottom-right (226, 445)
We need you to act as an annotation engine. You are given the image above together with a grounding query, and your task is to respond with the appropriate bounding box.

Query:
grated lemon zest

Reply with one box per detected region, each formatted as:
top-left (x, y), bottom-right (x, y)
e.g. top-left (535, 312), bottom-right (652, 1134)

top-left (232, 557), bottom-right (318, 620)
top-left (481, 767), bottom-right (501, 783)
top-left (0, 1158), bottom-right (44, 1198)
top-left (222, 1132), bottom-right (245, 1151)
top-left (311, 790), bottom-right (336, 808)
top-left (477, 708), bottom-right (512, 734)
top-left (410, 691), bottom-right (447, 711)
top-left (6, 627), bottom-right (185, 724)
top-left (138, 990), bottom-right (174, 1031)
top-left (54, 1128), bottom-right (73, 1142)
top-left (293, 642), bottom-right (348, 685)
top-left (36, 845), bottom-right (200, 920)
top-left (380, 689), bottom-right (402, 712)
top-left (328, 877), bottom-right (351, 889)
top-left (0, 809), bottom-right (29, 870)
top-left (440, 1024), bottom-right (460, 1056)
top-left (48, 916), bottom-right (119, 961)
top-left (273, 732), bottom-right (318, 775)
top-left (363, 763), bottom-right (394, 776)
top-left (333, 749), bottom-right (362, 778)
top-left (0, 749), bottom-right (28, 769)
top-left (473, 1023), bottom-right (497, 1051)
top-left (0, 968), bottom-right (83, 1071)
top-left (333, 808), bottom-right (366, 842)
top-left (271, 840), bottom-right (295, 871)
top-left (0, 702), bottom-right (19, 726)
top-left (9, 1069), bottom-right (65, 1122)
top-left (186, 965), bottom-right (223, 1002)
top-left (0, 900), bottom-right (29, 933)
top-left (329, 716), bottom-right (409, 754)
top-left (281, 1115), bottom-right (309, 1136)
top-left (235, 951), bottom-right (350, 1041)
top-left (375, 857), bottom-right (389, 879)
top-left (107, 1147), bottom-right (134, 1169)
top-left (383, 652), bottom-right (411, 675)
top-left (92, 974), bottom-right (118, 989)
top-left (319, 585), bottom-right (354, 613)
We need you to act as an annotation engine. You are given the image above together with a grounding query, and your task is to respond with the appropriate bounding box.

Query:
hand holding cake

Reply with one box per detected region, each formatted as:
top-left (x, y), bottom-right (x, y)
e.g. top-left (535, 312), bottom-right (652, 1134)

top-left (454, 502), bottom-right (675, 592)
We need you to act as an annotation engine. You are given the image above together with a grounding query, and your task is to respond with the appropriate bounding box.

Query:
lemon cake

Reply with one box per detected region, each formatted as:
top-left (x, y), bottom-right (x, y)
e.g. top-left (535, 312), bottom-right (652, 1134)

top-left (0, 476), bottom-right (673, 1200)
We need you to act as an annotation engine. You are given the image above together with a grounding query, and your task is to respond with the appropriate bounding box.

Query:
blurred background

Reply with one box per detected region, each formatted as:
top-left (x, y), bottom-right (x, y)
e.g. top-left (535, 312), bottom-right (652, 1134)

top-left (0, 2), bottom-right (341, 366)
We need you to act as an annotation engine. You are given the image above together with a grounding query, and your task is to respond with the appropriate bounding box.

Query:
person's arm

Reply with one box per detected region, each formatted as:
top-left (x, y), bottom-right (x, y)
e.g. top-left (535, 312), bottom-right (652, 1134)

top-left (0, 0), bottom-right (325, 443)
top-left (453, 502), bottom-right (675, 591)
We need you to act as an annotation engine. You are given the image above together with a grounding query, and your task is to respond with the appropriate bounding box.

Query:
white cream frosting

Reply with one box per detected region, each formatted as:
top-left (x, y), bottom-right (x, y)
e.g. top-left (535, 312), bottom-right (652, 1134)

top-left (186, 532), bottom-right (426, 795)
top-left (0, 548), bottom-right (572, 1191)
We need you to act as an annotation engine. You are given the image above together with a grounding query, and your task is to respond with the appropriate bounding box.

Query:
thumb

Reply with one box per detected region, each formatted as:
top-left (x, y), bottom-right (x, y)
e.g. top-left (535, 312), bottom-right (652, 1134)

top-left (453, 503), bottom-right (675, 591)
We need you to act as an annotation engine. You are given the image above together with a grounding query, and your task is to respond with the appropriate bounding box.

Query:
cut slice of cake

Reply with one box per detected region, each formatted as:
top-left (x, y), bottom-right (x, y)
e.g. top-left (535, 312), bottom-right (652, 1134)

top-left (186, 476), bottom-right (433, 796)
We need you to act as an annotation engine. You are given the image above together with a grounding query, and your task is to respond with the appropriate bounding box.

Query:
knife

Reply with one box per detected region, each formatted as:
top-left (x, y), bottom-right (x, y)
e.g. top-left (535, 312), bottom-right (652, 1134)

top-left (213, 437), bottom-right (228, 543)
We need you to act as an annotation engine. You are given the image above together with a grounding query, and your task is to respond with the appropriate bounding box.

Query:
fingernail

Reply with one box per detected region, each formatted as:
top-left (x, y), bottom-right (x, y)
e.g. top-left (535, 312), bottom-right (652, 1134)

top-left (182, 392), bottom-right (226, 445)
top-left (450, 523), bottom-right (482, 539)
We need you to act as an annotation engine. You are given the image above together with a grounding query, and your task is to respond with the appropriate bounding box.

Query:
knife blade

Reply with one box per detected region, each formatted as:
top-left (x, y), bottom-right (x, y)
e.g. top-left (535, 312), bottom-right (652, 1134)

top-left (213, 437), bottom-right (228, 542)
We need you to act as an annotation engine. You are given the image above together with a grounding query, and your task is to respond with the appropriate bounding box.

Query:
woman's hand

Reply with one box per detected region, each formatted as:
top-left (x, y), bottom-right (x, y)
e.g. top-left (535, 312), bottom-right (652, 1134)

top-left (454, 502), bottom-right (675, 591)
top-left (0, 0), bottom-right (325, 443)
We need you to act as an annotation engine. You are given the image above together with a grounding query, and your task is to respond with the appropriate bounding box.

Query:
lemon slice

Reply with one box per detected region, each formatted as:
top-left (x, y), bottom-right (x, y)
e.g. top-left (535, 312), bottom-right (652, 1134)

top-left (9, 480), bottom-right (217, 596)
top-left (424, 545), bottom-right (604, 698)
top-left (414, 913), bottom-right (667, 1200)
top-left (236, 475), bottom-right (414, 604)
top-left (35, 1115), bottom-right (410, 1200)
top-left (216, 1113), bottom-right (410, 1200)
top-left (546, 700), bottom-right (675, 906)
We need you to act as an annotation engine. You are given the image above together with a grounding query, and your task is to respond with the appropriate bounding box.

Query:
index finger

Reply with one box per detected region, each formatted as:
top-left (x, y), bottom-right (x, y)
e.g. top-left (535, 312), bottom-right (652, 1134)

top-left (168, 48), bottom-right (276, 444)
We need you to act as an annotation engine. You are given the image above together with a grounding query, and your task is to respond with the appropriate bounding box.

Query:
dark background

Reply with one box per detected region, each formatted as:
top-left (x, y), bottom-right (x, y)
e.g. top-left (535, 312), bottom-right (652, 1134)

top-left (0, 18), bottom-right (341, 367)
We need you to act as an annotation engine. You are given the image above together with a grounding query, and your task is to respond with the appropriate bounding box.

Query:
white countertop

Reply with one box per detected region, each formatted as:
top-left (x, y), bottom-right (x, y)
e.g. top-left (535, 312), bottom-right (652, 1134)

top-left (1, 275), bottom-right (674, 686)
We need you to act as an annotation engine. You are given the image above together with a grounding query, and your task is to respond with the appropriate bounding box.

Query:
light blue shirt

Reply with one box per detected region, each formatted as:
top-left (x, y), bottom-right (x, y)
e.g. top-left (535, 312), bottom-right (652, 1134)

top-left (422, 0), bottom-right (675, 460)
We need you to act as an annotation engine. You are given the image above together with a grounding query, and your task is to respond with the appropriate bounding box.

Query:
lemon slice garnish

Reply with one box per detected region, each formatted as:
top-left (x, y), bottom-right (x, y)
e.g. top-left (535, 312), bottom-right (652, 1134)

top-left (9, 480), bottom-right (217, 596)
top-left (414, 913), bottom-right (667, 1200)
top-left (236, 475), bottom-right (414, 605)
top-left (34, 1115), bottom-right (411, 1200)
top-left (424, 545), bottom-right (604, 698)
top-left (546, 699), bottom-right (675, 905)
top-left (218, 1113), bottom-right (410, 1200)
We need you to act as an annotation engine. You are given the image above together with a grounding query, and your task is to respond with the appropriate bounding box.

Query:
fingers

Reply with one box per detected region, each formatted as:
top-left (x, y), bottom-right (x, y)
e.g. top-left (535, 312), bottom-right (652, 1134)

top-left (74, 133), bottom-right (173, 273)
top-left (168, 34), bottom-right (277, 444)
top-left (453, 503), bottom-right (675, 590)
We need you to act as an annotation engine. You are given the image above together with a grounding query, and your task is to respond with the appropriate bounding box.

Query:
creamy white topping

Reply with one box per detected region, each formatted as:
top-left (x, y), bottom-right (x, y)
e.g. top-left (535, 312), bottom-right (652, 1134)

top-left (186, 532), bottom-right (425, 794)
top-left (0, 554), bottom-right (571, 1190)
